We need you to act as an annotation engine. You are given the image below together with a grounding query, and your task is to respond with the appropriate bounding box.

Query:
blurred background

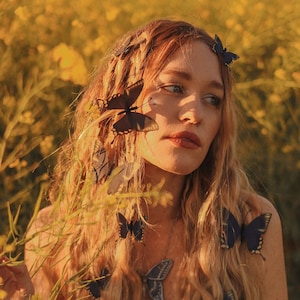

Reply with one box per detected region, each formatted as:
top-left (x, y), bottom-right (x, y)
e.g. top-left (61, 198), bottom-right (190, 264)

top-left (0, 0), bottom-right (299, 298)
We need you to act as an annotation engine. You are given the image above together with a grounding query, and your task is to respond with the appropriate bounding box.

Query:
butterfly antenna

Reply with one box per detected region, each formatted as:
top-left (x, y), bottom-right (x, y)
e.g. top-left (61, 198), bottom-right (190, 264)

top-left (259, 252), bottom-right (266, 261)
top-left (110, 135), bottom-right (116, 145)
top-left (138, 97), bottom-right (153, 108)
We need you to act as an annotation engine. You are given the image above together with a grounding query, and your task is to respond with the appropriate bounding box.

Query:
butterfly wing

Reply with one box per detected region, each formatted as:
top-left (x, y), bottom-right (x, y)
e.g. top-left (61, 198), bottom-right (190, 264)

top-left (132, 219), bottom-right (144, 241)
top-left (212, 35), bottom-right (239, 66)
top-left (221, 208), bottom-right (241, 249)
top-left (86, 268), bottom-right (110, 298)
top-left (107, 162), bottom-right (139, 194)
top-left (243, 213), bottom-right (272, 254)
top-left (106, 80), bottom-right (144, 110)
top-left (223, 52), bottom-right (240, 66)
top-left (224, 290), bottom-right (235, 300)
top-left (126, 80), bottom-right (144, 102)
top-left (92, 141), bottom-right (110, 183)
top-left (87, 281), bottom-right (101, 298)
top-left (117, 213), bottom-right (129, 239)
top-left (144, 259), bottom-right (173, 300)
top-left (146, 281), bottom-right (163, 300)
top-left (212, 35), bottom-right (224, 54)
top-left (113, 112), bottom-right (158, 134)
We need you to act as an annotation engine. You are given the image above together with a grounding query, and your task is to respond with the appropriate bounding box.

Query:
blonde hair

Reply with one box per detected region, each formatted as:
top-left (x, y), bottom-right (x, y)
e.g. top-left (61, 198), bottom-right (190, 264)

top-left (42, 19), bottom-right (263, 299)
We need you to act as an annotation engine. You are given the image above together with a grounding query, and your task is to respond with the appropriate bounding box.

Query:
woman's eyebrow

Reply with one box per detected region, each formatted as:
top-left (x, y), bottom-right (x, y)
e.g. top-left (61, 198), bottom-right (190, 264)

top-left (208, 80), bottom-right (224, 92)
top-left (160, 69), bottom-right (192, 81)
top-left (161, 69), bottom-right (224, 91)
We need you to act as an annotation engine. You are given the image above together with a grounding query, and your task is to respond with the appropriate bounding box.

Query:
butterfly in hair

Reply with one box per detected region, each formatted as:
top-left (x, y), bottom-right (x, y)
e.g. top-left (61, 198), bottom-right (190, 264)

top-left (141, 259), bottom-right (173, 300)
top-left (117, 212), bottom-right (145, 241)
top-left (212, 35), bottom-right (239, 66)
top-left (85, 268), bottom-right (110, 299)
top-left (221, 208), bottom-right (272, 259)
top-left (107, 162), bottom-right (139, 194)
top-left (224, 290), bottom-right (235, 300)
top-left (104, 80), bottom-right (158, 135)
top-left (92, 140), bottom-right (113, 184)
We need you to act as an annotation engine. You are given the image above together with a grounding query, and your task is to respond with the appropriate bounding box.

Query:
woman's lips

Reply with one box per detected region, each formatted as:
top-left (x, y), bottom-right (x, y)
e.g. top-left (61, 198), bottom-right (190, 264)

top-left (167, 131), bottom-right (201, 149)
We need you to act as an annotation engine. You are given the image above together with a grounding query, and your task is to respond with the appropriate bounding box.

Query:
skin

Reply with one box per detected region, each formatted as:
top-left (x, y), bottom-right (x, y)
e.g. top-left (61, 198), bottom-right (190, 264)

top-left (138, 41), bottom-right (223, 177)
top-left (0, 261), bottom-right (34, 300)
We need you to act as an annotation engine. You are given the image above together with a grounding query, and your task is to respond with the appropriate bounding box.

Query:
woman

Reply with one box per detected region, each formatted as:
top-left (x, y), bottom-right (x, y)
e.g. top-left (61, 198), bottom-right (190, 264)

top-left (4, 19), bottom-right (288, 299)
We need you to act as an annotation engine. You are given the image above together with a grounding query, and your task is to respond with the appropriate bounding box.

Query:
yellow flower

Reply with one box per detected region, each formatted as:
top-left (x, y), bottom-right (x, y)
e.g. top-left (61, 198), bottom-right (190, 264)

top-left (0, 288), bottom-right (8, 300)
top-left (274, 69), bottom-right (287, 80)
top-left (269, 93), bottom-right (282, 104)
top-left (52, 43), bottom-right (88, 85)
top-left (14, 6), bottom-right (30, 21)
top-left (0, 235), bottom-right (6, 247)
top-left (292, 72), bottom-right (300, 83)
top-left (19, 111), bottom-right (35, 125)
top-left (40, 135), bottom-right (54, 156)
top-left (4, 243), bottom-right (15, 253)
top-left (106, 7), bottom-right (120, 21)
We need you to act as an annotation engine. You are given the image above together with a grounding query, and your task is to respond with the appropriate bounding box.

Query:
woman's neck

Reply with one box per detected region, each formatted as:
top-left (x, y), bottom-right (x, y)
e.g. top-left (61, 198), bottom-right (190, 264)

top-left (143, 164), bottom-right (186, 223)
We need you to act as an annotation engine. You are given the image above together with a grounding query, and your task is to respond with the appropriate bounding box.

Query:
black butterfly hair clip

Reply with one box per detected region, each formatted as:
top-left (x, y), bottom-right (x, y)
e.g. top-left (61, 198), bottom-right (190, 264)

top-left (221, 208), bottom-right (272, 260)
top-left (117, 212), bottom-right (145, 241)
top-left (212, 35), bottom-right (239, 66)
top-left (103, 80), bottom-right (158, 136)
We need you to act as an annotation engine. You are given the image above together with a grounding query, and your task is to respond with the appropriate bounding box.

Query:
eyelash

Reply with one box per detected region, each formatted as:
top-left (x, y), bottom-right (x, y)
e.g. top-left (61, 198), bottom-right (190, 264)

top-left (158, 83), bottom-right (222, 107)
top-left (203, 95), bottom-right (222, 107)
top-left (160, 83), bottom-right (184, 94)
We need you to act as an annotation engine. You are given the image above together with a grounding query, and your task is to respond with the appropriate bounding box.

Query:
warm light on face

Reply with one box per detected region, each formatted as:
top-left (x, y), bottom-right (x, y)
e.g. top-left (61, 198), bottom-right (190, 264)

top-left (137, 41), bottom-right (223, 176)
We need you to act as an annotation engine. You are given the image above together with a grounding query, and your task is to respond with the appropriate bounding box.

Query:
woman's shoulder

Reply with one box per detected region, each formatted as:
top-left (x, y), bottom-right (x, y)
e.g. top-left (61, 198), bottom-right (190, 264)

top-left (25, 205), bottom-right (61, 298)
top-left (245, 193), bottom-right (282, 244)
top-left (27, 205), bottom-right (54, 234)
top-left (246, 193), bottom-right (281, 221)
top-left (25, 205), bottom-right (58, 253)
top-left (32, 205), bottom-right (54, 225)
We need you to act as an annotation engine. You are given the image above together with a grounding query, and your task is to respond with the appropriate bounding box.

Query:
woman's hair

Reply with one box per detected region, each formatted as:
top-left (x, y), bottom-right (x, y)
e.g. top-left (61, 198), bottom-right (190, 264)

top-left (43, 19), bottom-right (262, 299)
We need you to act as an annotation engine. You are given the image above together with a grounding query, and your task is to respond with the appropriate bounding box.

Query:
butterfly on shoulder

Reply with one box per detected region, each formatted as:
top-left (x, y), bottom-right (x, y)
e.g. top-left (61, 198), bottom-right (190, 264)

top-left (142, 259), bottom-right (173, 300)
top-left (103, 80), bottom-right (158, 135)
top-left (212, 35), bottom-right (239, 66)
top-left (221, 208), bottom-right (272, 259)
top-left (117, 212), bottom-right (145, 241)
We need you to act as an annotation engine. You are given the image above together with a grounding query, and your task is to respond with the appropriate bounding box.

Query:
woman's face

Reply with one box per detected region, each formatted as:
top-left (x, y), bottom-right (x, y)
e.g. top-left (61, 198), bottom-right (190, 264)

top-left (137, 40), bottom-right (223, 175)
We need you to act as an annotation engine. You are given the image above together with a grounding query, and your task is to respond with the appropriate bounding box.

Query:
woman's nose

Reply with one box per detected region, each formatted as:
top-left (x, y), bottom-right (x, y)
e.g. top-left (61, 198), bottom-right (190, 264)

top-left (178, 95), bottom-right (203, 125)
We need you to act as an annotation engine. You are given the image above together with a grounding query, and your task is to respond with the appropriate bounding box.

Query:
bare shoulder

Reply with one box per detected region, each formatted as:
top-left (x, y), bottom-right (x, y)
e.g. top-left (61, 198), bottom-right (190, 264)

top-left (248, 194), bottom-right (288, 299)
top-left (246, 193), bottom-right (278, 215)
top-left (31, 205), bottom-right (54, 226)
top-left (26, 205), bottom-right (55, 246)
top-left (25, 205), bottom-right (61, 298)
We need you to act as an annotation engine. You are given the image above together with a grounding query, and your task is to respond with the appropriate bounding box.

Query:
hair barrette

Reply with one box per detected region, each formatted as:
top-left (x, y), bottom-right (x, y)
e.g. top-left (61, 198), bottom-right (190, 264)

top-left (114, 32), bottom-right (147, 60)
top-left (114, 36), bottom-right (134, 59)
top-left (212, 35), bottom-right (239, 66)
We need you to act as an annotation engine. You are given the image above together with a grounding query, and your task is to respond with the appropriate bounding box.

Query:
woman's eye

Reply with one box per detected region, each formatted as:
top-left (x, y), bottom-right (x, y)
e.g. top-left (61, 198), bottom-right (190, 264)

top-left (162, 84), bottom-right (184, 94)
top-left (203, 95), bottom-right (222, 107)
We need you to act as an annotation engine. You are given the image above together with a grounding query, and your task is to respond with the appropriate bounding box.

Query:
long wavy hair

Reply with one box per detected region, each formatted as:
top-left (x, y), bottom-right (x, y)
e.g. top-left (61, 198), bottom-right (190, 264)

top-left (40, 19), bottom-right (263, 299)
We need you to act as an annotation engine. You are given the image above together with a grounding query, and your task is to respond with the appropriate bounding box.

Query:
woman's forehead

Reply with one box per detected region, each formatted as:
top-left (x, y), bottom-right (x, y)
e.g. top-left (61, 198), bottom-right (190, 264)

top-left (157, 41), bottom-right (223, 85)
